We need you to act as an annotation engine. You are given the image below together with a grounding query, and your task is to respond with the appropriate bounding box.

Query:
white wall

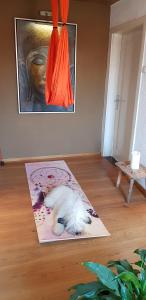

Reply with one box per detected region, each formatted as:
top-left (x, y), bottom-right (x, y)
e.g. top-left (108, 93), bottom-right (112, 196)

top-left (134, 38), bottom-right (146, 188)
top-left (110, 0), bottom-right (146, 189)
top-left (111, 0), bottom-right (146, 28)
top-left (134, 58), bottom-right (146, 167)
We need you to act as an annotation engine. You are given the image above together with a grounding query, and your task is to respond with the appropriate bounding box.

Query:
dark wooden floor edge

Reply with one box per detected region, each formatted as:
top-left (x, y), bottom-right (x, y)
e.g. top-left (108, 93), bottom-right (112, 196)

top-left (104, 156), bottom-right (118, 166)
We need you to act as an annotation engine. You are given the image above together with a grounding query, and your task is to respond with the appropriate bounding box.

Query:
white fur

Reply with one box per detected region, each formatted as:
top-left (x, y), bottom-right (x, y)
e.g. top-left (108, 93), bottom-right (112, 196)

top-left (44, 185), bottom-right (91, 236)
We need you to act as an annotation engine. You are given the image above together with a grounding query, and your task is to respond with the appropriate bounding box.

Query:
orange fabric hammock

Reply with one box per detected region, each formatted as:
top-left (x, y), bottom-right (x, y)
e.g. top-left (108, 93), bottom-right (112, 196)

top-left (45, 0), bottom-right (59, 104)
top-left (45, 0), bottom-right (74, 108)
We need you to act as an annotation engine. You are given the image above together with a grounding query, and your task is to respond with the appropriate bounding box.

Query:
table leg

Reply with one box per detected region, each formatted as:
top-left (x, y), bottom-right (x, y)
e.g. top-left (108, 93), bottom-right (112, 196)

top-left (116, 171), bottom-right (122, 188)
top-left (127, 178), bottom-right (135, 203)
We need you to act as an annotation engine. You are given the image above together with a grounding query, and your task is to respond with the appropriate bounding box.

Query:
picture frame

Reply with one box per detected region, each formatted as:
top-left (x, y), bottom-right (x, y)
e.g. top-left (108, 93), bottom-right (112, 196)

top-left (15, 18), bottom-right (77, 113)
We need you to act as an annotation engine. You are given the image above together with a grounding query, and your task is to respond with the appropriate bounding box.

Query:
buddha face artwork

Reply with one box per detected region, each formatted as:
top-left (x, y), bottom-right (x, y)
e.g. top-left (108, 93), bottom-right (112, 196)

top-left (27, 47), bottom-right (48, 95)
top-left (15, 18), bottom-right (77, 113)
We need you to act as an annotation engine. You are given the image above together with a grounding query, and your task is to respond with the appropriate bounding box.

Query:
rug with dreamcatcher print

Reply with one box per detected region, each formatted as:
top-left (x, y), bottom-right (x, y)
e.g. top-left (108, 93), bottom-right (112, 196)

top-left (25, 160), bottom-right (110, 243)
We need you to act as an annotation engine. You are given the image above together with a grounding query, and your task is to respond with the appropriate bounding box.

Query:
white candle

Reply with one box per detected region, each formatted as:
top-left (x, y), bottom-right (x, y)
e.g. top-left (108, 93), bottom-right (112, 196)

top-left (130, 151), bottom-right (141, 170)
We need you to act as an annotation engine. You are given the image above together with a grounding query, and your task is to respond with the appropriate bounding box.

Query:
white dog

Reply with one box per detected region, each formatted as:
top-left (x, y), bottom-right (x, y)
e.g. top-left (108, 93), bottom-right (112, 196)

top-left (44, 185), bottom-right (92, 236)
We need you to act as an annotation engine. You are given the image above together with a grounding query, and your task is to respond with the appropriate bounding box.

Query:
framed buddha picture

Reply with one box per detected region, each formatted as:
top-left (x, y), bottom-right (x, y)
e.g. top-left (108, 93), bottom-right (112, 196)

top-left (15, 18), bottom-right (77, 113)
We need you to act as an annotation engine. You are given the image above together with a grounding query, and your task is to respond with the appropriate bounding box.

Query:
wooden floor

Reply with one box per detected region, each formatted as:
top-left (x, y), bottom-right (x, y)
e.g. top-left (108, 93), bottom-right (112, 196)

top-left (0, 155), bottom-right (146, 300)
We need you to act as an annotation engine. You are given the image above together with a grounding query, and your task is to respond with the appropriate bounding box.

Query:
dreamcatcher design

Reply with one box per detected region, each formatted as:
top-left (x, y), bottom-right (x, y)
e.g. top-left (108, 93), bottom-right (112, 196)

top-left (30, 167), bottom-right (72, 225)
top-left (30, 167), bottom-right (72, 187)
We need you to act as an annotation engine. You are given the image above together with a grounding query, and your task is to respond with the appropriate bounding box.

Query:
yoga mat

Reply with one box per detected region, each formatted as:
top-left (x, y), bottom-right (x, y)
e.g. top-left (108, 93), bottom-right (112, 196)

top-left (25, 160), bottom-right (110, 243)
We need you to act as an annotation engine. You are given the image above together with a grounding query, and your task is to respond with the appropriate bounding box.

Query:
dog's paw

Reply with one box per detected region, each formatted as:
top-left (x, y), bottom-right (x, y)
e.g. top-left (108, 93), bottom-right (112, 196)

top-left (53, 223), bottom-right (65, 236)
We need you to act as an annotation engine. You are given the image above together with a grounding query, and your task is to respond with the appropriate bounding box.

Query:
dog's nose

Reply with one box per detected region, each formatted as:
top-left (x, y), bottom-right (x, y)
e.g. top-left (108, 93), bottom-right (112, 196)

top-left (75, 232), bottom-right (81, 235)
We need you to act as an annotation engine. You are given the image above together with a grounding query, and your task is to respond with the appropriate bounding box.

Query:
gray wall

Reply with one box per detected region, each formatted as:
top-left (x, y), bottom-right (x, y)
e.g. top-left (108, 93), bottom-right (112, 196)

top-left (0, 0), bottom-right (109, 159)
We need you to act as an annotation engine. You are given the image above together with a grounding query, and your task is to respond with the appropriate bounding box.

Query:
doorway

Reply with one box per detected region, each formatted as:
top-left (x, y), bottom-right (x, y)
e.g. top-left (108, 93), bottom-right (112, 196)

top-left (102, 25), bottom-right (144, 161)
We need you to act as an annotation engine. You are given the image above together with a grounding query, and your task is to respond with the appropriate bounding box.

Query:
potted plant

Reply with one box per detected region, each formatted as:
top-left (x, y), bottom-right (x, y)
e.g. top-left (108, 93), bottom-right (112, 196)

top-left (69, 249), bottom-right (146, 299)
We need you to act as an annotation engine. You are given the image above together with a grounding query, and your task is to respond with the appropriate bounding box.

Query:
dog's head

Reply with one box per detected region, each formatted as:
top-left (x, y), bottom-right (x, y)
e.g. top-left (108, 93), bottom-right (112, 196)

top-left (58, 202), bottom-right (92, 236)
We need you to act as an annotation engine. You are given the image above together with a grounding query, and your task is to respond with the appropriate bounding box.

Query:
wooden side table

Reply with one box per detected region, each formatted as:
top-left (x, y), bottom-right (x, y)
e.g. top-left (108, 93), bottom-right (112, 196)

top-left (115, 161), bottom-right (146, 203)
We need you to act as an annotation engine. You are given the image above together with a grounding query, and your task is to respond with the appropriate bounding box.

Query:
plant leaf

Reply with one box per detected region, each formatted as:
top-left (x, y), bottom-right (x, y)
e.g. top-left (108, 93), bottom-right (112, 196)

top-left (69, 282), bottom-right (99, 300)
top-left (83, 262), bottom-right (120, 296)
top-left (115, 272), bottom-right (141, 290)
top-left (69, 282), bottom-right (98, 292)
top-left (108, 259), bottom-right (138, 276)
top-left (135, 261), bottom-right (143, 268)
top-left (119, 260), bottom-right (134, 272)
top-left (139, 270), bottom-right (146, 294)
top-left (99, 295), bottom-right (120, 300)
top-left (70, 292), bottom-right (81, 300)
top-left (108, 261), bottom-right (128, 274)
top-left (134, 249), bottom-right (146, 263)
top-left (108, 260), bottom-right (122, 267)
top-left (120, 284), bottom-right (133, 300)
top-left (116, 265), bottom-right (127, 275)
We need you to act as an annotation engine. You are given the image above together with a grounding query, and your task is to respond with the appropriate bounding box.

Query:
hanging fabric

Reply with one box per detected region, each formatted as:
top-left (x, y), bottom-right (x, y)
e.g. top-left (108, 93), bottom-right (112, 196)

top-left (45, 0), bottom-right (74, 108)
top-left (45, 0), bottom-right (59, 104)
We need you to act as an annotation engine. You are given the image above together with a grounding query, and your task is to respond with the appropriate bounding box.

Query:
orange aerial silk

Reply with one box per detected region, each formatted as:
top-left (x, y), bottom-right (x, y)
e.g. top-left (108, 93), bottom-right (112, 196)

top-left (45, 0), bottom-right (74, 108)
top-left (45, 0), bottom-right (59, 104)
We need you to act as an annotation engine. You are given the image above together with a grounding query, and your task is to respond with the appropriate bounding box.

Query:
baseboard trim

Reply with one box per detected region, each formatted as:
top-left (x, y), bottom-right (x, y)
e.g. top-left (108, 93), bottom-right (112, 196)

top-left (4, 152), bottom-right (101, 164)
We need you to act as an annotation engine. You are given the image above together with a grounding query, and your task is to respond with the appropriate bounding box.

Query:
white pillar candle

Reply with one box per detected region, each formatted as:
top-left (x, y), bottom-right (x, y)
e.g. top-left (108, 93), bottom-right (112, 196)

top-left (130, 151), bottom-right (141, 170)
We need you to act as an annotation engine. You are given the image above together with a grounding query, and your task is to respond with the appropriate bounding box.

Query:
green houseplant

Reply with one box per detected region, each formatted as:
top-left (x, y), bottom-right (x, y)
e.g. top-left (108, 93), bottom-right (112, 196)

top-left (69, 249), bottom-right (146, 300)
